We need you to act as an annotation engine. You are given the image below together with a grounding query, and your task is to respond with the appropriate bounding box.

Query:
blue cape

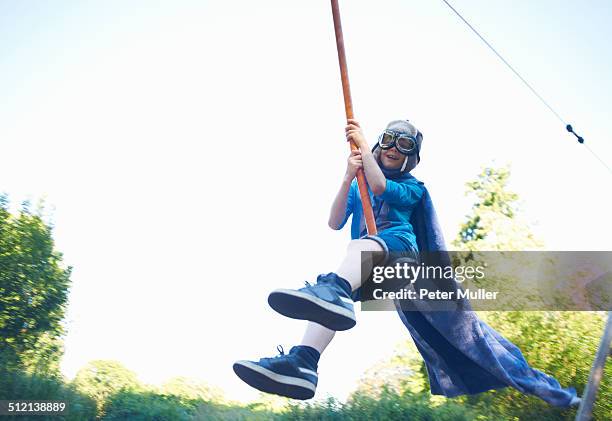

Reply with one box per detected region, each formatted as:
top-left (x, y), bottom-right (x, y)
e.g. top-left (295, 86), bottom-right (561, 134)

top-left (395, 180), bottom-right (578, 407)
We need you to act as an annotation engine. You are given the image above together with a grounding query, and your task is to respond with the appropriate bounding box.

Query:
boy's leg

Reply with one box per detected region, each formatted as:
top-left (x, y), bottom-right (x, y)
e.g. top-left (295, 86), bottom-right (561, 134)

top-left (300, 321), bottom-right (336, 354)
top-left (335, 238), bottom-right (385, 291)
top-left (234, 240), bottom-right (384, 399)
top-left (268, 239), bottom-right (384, 331)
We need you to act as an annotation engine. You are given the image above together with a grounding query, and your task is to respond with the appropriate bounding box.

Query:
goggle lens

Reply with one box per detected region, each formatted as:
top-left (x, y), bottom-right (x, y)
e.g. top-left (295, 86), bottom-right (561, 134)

top-left (379, 132), bottom-right (395, 148)
top-left (396, 136), bottom-right (416, 153)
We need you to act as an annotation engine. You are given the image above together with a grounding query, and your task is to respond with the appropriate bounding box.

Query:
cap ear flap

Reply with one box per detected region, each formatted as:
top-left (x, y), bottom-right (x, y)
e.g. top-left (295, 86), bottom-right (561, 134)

top-left (402, 154), bottom-right (419, 173)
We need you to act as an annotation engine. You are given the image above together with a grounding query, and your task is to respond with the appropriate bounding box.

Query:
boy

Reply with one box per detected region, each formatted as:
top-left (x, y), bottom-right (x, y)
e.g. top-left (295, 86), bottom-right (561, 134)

top-left (233, 119), bottom-right (580, 408)
top-left (233, 118), bottom-right (425, 400)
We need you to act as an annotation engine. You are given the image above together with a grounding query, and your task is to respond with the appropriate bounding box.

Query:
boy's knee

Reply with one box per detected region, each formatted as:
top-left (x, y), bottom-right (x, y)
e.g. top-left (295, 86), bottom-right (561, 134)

top-left (347, 239), bottom-right (384, 253)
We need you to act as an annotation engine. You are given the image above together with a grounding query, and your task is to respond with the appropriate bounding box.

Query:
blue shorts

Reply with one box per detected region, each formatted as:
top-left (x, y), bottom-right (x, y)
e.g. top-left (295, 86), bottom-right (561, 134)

top-left (362, 232), bottom-right (418, 261)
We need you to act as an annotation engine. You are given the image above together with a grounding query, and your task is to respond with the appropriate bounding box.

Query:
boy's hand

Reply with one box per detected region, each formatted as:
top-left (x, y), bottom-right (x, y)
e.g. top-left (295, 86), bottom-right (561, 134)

top-left (345, 149), bottom-right (363, 180)
top-left (345, 119), bottom-right (368, 150)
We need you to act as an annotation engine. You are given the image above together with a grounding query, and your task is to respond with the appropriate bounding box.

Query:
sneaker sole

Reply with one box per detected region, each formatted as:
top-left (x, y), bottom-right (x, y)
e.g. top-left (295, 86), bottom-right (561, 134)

top-left (268, 289), bottom-right (356, 331)
top-left (233, 360), bottom-right (316, 400)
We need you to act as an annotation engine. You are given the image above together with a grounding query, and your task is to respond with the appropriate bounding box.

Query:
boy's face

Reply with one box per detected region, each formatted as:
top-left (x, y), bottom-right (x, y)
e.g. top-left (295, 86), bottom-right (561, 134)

top-left (379, 147), bottom-right (405, 170)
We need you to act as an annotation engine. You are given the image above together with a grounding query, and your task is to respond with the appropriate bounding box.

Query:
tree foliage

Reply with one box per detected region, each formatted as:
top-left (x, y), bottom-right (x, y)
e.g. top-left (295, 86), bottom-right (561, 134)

top-left (473, 311), bottom-right (611, 420)
top-left (453, 166), bottom-right (542, 251)
top-left (72, 360), bottom-right (142, 414)
top-left (161, 376), bottom-right (225, 403)
top-left (0, 196), bottom-right (71, 372)
top-left (451, 166), bottom-right (610, 419)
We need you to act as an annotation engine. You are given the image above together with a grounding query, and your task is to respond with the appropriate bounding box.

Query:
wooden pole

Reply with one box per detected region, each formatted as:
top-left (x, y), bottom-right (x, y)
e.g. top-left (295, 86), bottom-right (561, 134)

top-left (575, 311), bottom-right (612, 421)
top-left (330, 0), bottom-right (377, 235)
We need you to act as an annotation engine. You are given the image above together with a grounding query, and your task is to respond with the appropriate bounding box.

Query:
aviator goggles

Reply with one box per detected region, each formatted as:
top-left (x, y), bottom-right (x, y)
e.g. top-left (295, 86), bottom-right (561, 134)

top-left (377, 130), bottom-right (420, 156)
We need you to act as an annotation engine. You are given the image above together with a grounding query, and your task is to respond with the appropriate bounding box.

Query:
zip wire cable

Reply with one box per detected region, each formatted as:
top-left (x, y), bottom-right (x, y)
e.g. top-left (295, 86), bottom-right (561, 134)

top-left (440, 0), bottom-right (612, 176)
top-left (584, 143), bottom-right (612, 175)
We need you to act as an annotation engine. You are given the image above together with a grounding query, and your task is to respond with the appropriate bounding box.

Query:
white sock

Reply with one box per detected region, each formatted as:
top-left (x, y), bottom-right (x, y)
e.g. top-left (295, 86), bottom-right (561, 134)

top-left (335, 239), bottom-right (384, 291)
top-left (300, 322), bottom-right (336, 354)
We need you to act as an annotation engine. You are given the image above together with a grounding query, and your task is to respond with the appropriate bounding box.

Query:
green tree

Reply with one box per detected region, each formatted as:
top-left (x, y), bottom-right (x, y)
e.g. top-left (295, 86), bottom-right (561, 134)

top-left (453, 166), bottom-right (542, 251)
top-left (73, 360), bottom-right (142, 414)
top-left (351, 341), bottom-right (427, 399)
top-left (451, 166), bottom-right (610, 419)
top-left (451, 166), bottom-right (547, 308)
top-left (0, 196), bottom-right (71, 373)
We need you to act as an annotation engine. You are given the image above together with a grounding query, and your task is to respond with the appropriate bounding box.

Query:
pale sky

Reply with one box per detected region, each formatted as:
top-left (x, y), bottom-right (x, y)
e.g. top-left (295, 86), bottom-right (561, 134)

top-left (1, 0), bottom-right (611, 403)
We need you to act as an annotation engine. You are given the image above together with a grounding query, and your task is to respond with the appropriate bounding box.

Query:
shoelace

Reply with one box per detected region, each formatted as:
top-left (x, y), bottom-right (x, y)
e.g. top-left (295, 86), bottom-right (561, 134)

top-left (305, 275), bottom-right (331, 287)
top-left (261, 345), bottom-right (286, 364)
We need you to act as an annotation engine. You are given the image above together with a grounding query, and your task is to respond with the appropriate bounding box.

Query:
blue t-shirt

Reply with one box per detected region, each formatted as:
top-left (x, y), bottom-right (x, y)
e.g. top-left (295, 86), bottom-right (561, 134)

top-left (337, 176), bottom-right (424, 252)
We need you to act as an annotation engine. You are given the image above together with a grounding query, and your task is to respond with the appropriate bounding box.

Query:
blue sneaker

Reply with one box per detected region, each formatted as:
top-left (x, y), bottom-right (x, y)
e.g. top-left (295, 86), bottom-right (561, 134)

top-left (268, 273), bottom-right (356, 331)
top-left (233, 346), bottom-right (318, 400)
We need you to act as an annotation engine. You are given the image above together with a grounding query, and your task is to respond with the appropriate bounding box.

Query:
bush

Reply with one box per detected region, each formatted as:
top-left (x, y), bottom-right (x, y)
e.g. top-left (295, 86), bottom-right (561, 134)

top-left (102, 390), bottom-right (197, 421)
top-left (457, 311), bottom-right (611, 421)
top-left (279, 389), bottom-right (496, 421)
top-left (0, 367), bottom-right (97, 421)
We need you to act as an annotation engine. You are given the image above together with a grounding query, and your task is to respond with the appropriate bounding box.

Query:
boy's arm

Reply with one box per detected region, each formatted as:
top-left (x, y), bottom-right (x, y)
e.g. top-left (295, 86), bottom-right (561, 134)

top-left (381, 179), bottom-right (424, 205)
top-left (329, 149), bottom-right (361, 230)
top-left (328, 177), bottom-right (353, 230)
top-left (345, 119), bottom-right (386, 195)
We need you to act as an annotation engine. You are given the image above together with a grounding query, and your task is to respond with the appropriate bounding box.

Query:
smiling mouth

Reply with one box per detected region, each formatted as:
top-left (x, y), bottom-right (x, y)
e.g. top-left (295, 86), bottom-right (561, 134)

top-left (386, 154), bottom-right (399, 160)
